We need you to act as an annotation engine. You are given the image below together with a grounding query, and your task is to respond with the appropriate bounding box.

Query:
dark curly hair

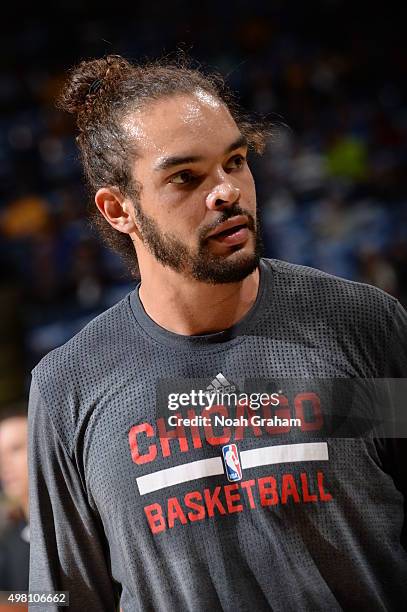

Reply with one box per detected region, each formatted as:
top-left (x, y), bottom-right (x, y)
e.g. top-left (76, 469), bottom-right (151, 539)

top-left (58, 54), bottom-right (270, 276)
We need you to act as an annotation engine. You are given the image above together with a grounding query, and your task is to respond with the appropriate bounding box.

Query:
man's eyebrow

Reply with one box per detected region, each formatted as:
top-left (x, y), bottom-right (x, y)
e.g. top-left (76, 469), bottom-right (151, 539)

top-left (225, 134), bottom-right (248, 154)
top-left (154, 134), bottom-right (248, 172)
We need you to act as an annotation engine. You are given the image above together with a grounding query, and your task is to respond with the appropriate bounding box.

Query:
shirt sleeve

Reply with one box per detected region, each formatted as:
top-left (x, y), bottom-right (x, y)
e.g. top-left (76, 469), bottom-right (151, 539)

top-left (385, 300), bottom-right (407, 377)
top-left (382, 300), bottom-right (407, 550)
top-left (28, 376), bottom-right (120, 611)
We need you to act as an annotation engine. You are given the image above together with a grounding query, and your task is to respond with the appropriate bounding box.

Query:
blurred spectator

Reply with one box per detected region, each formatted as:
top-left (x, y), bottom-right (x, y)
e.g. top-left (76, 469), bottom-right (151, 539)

top-left (0, 404), bottom-right (29, 591)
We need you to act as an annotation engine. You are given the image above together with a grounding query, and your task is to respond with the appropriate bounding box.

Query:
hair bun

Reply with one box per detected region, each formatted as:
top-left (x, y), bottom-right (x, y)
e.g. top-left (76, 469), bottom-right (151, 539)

top-left (58, 55), bottom-right (131, 125)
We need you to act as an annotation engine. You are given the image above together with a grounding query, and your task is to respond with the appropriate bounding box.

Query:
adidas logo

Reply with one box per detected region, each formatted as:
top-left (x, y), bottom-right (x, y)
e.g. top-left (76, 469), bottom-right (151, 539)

top-left (206, 373), bottom-right (236, 394)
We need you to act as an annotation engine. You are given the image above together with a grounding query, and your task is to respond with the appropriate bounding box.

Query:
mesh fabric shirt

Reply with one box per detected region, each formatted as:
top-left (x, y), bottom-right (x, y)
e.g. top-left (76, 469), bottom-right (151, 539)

top-left (28, 259), bottom-right (407, 611)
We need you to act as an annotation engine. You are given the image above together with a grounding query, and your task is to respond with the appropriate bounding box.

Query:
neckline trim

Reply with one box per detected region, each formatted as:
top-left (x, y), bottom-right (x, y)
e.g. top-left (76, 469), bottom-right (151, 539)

top-left (128, 258), bottom-right (273, 351)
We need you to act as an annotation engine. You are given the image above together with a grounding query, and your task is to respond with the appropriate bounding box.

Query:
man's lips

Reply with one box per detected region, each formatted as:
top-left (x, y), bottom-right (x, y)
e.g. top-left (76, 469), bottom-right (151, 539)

top-left (207, 215), bottom-right (250, 240)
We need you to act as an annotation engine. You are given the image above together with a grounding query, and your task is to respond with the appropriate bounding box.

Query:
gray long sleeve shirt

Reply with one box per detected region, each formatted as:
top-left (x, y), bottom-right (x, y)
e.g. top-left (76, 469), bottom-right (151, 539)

top-left (28, 259), bottom-right (407, 611)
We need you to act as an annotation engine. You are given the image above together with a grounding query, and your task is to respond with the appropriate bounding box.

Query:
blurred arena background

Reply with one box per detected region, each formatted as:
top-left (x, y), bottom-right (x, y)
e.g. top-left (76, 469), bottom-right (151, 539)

top-left (0, 0), bottom-right (406, 407)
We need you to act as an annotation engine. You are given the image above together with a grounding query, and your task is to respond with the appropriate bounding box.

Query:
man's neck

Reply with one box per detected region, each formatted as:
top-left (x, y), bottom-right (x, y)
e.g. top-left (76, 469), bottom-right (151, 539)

top-left (138, 264), bottom-right (260, 336)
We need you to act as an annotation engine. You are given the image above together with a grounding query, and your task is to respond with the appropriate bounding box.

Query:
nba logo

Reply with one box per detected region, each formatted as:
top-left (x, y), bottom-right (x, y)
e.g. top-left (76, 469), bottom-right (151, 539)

top-left (222, 444), bottom-right (242, 482)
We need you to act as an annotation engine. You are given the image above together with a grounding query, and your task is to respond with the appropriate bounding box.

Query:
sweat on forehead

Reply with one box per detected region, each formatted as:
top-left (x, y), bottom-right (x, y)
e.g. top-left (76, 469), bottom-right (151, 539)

top-left (121, 92), bottom-right (237, 154)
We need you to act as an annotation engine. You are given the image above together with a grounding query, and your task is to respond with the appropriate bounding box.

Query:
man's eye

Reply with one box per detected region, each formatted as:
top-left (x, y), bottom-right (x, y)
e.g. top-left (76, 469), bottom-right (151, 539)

top-left (227, 155), bottom-right (246, 170)
top-left (169, 171), bottom-right (196, 185)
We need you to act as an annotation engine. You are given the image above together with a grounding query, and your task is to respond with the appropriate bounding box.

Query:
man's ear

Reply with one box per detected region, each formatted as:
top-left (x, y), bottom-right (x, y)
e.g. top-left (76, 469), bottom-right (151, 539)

top-left (94, 187), bottom-right (137, 235)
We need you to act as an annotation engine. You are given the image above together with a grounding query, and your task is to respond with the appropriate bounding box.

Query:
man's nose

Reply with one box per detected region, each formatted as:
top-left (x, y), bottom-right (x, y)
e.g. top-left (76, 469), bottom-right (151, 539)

top-left (206, 176), bottom-right (240, 210)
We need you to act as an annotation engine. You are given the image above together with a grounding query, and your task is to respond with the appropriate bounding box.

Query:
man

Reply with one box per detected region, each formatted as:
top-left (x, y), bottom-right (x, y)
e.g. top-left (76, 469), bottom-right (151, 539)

top-left (0, 404), bottom-right (30, 591)
top-left (29, 55), bottom-right (407, 611)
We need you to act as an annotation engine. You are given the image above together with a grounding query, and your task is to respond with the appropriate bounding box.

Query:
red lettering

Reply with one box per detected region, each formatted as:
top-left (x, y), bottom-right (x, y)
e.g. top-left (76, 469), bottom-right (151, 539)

top-left (144, 503), bottom-right (166, 534)
top-left (129, 423), bottom-right (157, 465)
top-left (258, 476), bottom-right (279, 506)
top-left (295, 393), bottom-right (323, 431)
top-left (224, 484), bottom-right (243, 513)
top-left (184, 491), bottom-right (206, 521)
top-left (317, 471), bottom-right (333, 501)
top-left (203, 486), bottom-right (226, 516)
top-left (235, 401), bottom-right (262, 440)
top-left (187, 409), bottom-right (203, 449)
top-left (167, 497), bottom-right (188, 528)
top-left (157, 416), bottom-right (189, 457)
top-left (240, 479), bottom-right (256, 509)
top-left (281, 474), bottom-right (300, 504)
top-left (262, 395), bottom-right (291, 434)
top-left (203, 406), bottom-right (231, 445)
top-left (300, 472), bottom-right (318, 502)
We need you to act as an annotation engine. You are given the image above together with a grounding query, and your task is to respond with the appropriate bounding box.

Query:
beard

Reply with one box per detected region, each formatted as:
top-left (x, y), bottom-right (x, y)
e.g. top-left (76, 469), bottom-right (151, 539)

top-left (132, 200), bottom-right (263, 284)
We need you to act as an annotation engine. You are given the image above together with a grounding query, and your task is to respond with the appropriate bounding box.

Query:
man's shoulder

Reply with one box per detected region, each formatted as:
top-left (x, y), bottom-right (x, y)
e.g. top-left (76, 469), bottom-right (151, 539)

top-left (266, 257), bottom-right (394, 291)
top-left (265, 258), bottom-right (398, 319)
top-left (32, 291), bottom-right (139, 395)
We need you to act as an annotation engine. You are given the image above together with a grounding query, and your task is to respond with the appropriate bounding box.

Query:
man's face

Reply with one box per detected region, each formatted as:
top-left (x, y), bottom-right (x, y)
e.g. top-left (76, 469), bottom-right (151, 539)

top-left (123, 91), bottom-right (261, 283)
top-left (0, 416), bottom-right (28, 505)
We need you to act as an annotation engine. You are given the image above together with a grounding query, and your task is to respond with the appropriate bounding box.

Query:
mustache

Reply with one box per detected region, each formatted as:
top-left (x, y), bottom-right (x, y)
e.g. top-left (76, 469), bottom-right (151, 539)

top-left (199, 205), bottom-right (256, 241)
